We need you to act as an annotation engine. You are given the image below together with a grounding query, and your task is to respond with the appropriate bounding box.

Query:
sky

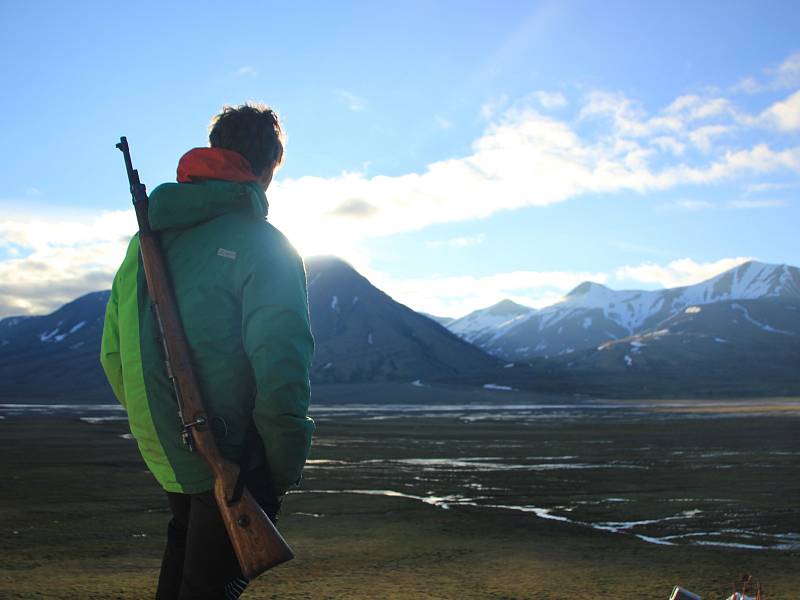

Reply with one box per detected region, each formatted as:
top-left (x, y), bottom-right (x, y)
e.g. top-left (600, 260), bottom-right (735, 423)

top-left (0, 1), bottom-right (798, 319)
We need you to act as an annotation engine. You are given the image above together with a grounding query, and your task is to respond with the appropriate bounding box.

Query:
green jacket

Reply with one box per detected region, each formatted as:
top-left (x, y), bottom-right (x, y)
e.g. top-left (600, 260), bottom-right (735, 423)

top-left (100, 179), bottom-right (314, 494)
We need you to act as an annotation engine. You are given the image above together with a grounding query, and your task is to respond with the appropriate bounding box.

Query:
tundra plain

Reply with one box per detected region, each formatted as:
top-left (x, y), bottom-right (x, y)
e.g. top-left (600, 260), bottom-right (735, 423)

top-left (1, 384), bottom-right (798, 599)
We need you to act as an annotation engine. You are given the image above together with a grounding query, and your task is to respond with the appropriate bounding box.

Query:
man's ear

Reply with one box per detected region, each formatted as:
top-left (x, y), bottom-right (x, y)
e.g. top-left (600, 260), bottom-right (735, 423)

top-left (258, 163), bottom-right (276, 191)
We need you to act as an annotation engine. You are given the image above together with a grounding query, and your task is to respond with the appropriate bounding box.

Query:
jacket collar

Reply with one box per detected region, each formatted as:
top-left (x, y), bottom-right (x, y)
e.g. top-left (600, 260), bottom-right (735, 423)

top-left (176, 147), bottom-right (258, 183)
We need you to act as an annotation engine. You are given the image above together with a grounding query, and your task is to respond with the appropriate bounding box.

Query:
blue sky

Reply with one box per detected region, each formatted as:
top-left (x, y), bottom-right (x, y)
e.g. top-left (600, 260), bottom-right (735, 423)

top-left (1, 1), bottom-right (798, 317)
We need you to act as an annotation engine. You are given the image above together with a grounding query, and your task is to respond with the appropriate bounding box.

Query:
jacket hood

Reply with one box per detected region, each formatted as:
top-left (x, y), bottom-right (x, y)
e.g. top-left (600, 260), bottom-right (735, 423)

top-left (176, 147), bottom-right (258, 184)
top-left (147, 148), bottom-right (268, 231)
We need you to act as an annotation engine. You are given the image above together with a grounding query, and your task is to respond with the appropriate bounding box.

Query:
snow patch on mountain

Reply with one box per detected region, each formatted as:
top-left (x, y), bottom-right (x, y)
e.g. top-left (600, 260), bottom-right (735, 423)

top-left (483, 383), bottom-right (515, 391)
top-left (730, 303), bottom-right (795, 335)
top-left (40, 329), bottom-right (59, 342)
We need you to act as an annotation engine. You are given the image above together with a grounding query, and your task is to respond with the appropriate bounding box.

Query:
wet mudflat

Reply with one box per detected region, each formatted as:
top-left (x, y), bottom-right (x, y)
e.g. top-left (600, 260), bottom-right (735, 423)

top-left (1, 385), bottom-right (798, 599)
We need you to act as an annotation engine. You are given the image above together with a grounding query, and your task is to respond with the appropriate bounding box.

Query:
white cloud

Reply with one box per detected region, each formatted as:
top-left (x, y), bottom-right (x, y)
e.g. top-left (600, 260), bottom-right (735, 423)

top-left (650, 136), bottom-right (685, 155)
top-left (581, 85), bottom-right (800, 153)
top-left (334, 90), bottom-right (367, 111)
top-left (761, 89), bottom-right (800, 131)
top-left (532, 90), bottom-right (567, 109)
top-left (271, 103), bottom-right (800, 260)
top-left (616, 257), bottom-right (754, 288)
top-left (0, 210), bottom-right (133, 250)
top-left (687, 124), bottom-right (731, 153)
top-left (664, 95), bottom-right (735, 120)
top-left (0, 211), bottom-right (134, 317)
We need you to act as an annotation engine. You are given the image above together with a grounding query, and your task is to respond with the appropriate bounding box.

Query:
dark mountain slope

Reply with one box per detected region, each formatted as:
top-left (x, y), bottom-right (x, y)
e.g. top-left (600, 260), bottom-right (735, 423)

top-left (0, 292), bottom-right (111, 401)
top-left (305, 257), bottom-right (499, 383)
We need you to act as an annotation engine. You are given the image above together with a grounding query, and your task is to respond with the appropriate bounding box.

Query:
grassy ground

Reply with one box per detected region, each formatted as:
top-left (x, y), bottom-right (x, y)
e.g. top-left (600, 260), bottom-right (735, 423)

top-left (1, 405), bottom-right (798, 599)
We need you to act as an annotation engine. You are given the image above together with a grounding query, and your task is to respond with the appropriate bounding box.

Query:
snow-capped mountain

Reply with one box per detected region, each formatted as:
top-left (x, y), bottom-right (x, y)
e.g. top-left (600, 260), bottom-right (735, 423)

top-left (447, 299), bottom-right (534, 345)
top-left (1, 258), bottom-right (798, 401)
top-left (448, 261), bottom-right (800, 360)
top-left (0, 258), bottom-right (500, 401)
top-left (545, 296), bottom-right (800, 397)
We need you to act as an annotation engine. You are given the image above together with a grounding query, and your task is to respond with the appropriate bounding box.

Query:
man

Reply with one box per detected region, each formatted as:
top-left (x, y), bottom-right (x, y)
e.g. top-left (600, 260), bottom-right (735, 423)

top-left (100, 103), bottom-right (315, 599)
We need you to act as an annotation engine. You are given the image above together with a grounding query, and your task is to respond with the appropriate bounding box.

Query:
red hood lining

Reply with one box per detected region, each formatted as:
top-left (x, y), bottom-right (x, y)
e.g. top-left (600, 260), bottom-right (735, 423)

top-left (176, 147), bottom-right (258, 183)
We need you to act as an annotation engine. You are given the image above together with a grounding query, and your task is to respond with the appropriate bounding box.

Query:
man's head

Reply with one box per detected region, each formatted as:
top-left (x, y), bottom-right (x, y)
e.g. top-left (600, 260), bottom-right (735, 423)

top-left (208, 102), bottom-right (284, 190)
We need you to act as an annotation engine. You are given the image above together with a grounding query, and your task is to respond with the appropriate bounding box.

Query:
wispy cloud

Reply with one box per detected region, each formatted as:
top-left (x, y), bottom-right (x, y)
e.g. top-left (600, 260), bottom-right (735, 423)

top-left (616, 257), bottom-right (754, 288)
top-left (660, 197), bottom-right (788, 212)
top-left (334, 89), bottom-right (367, 111)
top-left (732, 50), bottom-right (800, 94)
top-left (425, 234), bottom-right (486, 248)
top-left (729, 199), bottom-right (788, 209)
top-left (659, 199), bottom-right (716, 212)
top-left (610, 240), bottom-right (671, 257)
top-left (744, 181), bottom-right (799, 194)
top-left (532, 90), bottom-right (567, 109)
top-left (232, 65), bottom-right (257, 78)
top-left (480, 94), bottom-right (509, 120)
top-left (434, 115), bottom-right (453, 130)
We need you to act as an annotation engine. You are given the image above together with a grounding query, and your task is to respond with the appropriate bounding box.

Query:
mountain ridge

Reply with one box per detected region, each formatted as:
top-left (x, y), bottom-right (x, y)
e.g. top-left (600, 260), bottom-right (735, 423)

top-left (1, 258), bottom-right (798, 401)
top-left (447, 260), bottom-right (800, 360)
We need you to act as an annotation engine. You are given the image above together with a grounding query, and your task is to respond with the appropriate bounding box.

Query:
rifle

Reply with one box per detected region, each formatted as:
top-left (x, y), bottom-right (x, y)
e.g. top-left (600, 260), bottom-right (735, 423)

top-left (115, 136), bottom-right (294, 579)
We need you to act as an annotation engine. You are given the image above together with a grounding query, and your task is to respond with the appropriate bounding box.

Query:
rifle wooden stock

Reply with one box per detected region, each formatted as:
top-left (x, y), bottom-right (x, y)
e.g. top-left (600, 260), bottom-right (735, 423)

top-left (116, 136), bottom-right (294, 579)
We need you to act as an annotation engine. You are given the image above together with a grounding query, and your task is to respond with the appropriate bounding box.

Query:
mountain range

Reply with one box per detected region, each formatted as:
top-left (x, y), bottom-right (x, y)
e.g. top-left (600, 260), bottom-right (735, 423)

top-left (0, 257), bottom-right (499, 402)
top-left (444, 261), bottom-right (800, 397)
top-left (0, 258), bottom-right (797, 401)
top-left (448, 261), bottom-right (800, 361)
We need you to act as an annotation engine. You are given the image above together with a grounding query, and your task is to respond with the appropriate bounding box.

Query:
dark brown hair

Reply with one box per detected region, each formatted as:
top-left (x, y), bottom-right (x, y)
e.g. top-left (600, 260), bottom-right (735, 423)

top-left (208, 102), bottom-right (284, 176)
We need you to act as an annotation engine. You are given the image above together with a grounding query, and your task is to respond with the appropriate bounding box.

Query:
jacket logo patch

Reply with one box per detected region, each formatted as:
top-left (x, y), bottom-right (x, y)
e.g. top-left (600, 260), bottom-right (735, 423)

top-left (217, 248), bottom-right (237, 260)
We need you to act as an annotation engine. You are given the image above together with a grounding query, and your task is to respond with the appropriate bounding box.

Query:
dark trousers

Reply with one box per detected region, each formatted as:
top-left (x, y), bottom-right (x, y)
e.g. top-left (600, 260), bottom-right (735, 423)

top-left (155, 468), bottom-right (281, 600)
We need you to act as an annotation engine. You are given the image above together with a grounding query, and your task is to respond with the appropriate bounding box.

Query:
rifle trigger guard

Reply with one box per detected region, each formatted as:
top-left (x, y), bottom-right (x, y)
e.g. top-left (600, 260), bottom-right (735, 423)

top-left (184, 416), bottom-right (208, 429)
top-left (180, 415), bottom-right (208, 452)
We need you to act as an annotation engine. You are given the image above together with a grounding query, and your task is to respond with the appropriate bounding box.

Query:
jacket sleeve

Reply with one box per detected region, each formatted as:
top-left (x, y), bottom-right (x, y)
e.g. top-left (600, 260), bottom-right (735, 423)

top-left (100, 269), bottom-right (127, 408)
top-left (241, 238), bottom-right (315, 493)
